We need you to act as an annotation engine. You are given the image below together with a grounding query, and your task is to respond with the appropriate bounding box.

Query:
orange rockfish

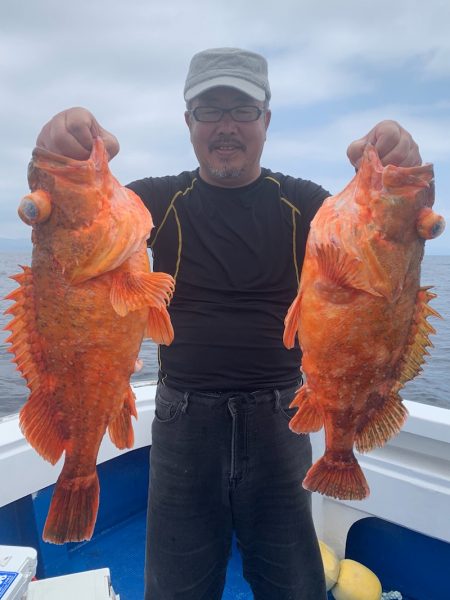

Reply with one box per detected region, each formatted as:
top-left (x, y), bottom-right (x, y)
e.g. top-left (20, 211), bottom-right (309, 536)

top-left (4, 139), bottom-right (175, 543)
top-left (283, 145), bottom-right (445, 500)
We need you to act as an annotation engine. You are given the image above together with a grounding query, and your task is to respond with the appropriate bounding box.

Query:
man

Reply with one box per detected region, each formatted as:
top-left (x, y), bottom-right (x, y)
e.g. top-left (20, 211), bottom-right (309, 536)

top-left (36, 48), bottom-right (421, 599)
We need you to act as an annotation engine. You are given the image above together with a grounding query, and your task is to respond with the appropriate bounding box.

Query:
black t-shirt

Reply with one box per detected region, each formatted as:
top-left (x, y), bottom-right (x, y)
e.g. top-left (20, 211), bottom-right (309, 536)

top-left (127, 168), bottom-right (329, 391)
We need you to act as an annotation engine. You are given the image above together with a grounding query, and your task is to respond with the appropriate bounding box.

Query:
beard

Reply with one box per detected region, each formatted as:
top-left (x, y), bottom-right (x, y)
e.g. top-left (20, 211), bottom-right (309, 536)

top-left (205, 164), bottom-right (246, 180)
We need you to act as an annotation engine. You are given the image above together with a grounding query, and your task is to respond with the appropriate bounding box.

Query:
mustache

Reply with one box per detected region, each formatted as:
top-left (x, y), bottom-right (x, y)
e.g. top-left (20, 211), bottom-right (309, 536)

top-left (209, 137), bottom-right (246, 151)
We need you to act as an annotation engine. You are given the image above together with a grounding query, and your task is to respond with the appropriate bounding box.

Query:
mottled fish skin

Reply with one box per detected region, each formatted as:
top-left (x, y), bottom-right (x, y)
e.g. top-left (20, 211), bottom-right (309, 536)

top-left (4, 139), bottom-right (175, 543)
top-left (283, 144), bottom-right (445, 501)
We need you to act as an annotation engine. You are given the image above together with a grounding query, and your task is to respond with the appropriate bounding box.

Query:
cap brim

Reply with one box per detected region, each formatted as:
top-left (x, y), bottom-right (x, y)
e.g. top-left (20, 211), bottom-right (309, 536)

top-left (184, 75), bottom-right (266, 102)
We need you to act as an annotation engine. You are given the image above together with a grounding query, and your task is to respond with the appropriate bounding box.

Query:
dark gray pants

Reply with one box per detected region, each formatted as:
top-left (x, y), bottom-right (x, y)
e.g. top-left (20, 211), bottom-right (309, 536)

top-left (144, 383), bottom-right (327, 599)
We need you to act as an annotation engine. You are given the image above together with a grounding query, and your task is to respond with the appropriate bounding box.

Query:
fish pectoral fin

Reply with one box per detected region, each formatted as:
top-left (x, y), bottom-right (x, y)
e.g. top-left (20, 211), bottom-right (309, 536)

top-left (43, 470), bottom-right (100, 544)
top-left (315, 244), bottom-right (372, 293)
top-left (289, 387), bottom-right (323, 433)
top-left (108, 387), bottom-right (137, 450)
top-left (355, 392), bottom-right (408, 453)
top-left (146, 306), bottom-right (174, 345)
top-left (110, 270), bottom-right (175, 317)
top-left (283, 292), bottom-right (302, 349)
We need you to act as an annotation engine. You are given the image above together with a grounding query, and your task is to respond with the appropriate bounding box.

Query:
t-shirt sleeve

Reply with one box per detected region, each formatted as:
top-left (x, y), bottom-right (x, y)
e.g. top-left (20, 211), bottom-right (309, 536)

top-left (126, 172), bottom-right (195, 244)
top-left (126, 177), bottom-right (173, 229)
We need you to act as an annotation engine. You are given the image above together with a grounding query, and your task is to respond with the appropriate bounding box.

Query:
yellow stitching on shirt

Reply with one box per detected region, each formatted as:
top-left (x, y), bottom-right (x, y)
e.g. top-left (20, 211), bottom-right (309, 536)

top-left (173, 208), bottom-right (182, 281)
top-left (265, 176), bottom-right (301, 284)
top-left (264, 176), bottom-right (302, 217)
top-left (150, 178), bottom-right (197, 248)
top-left (291, 207), bottom-right (299, 285)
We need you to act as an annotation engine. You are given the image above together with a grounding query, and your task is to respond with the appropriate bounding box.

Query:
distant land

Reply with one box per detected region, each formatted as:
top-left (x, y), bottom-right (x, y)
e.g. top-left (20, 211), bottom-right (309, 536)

top-left (0, 238), bottom-right (31, 252)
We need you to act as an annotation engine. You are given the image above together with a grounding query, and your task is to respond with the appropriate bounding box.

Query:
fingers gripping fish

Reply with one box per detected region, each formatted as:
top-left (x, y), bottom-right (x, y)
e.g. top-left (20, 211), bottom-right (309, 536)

top-left (4, 139), bottom-right (175, 543)
top-left (284, 145), bottom-right (445, 501)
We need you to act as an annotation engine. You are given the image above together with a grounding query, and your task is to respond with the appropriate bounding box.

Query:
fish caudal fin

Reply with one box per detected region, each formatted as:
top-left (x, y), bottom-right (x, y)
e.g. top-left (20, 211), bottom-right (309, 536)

top-left (110, 271), bottom-right (175, 317)
top-left (303, 453), bottom-right (369, 500)
top-left (43, 471), bottom-right (100, 544)
top-left (283, 292), bottom-right (302, 349)
top-left (108, 387), bottom-right (137, 449)
top-left (289, 387), bottom-right (323, 433)
top-left (146, 306), bottom-right (174, 345)
top-left (355, 392), bottom-right (408, 453)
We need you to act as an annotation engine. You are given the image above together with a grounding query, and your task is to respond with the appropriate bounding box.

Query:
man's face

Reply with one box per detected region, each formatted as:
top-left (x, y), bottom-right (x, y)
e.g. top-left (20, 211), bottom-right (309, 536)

top-left (185, 86), bottom-right (271, 188)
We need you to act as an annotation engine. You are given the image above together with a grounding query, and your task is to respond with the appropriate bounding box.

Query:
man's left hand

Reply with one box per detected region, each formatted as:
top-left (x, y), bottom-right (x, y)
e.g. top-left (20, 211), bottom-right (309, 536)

top-left (347, 120), bottom-right (421, 169)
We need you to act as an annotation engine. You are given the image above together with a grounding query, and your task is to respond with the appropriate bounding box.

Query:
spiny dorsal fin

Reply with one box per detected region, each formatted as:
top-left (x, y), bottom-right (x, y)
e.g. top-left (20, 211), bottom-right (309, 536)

top-left (4, 266), bottom-right (66, 464)
top-left (4, 266), bottom-right (42, 392)
top-left (394, 286), bottom-right (442, 391)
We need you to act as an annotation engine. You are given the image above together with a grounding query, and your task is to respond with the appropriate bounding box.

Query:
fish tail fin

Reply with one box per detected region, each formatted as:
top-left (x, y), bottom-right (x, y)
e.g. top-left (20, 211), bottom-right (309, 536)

top-left (303, 453), bottom-right (369, 500)
top-left (19, 386), bottom-right (65, 465)
top-left (289, 387), bottom-right (323, 432)
top-left (146, 306), bottom-right (174, 345)
top-left (110, 271), bottom-right (175, 316)
top-left (43, 471), bottom-right (99, 544)
top-left (283, 292), bottom-right (302, 349)
top-left (108, 387), bottom-right (137, 449)
top-left (355, 392), bottom-right (408, 453)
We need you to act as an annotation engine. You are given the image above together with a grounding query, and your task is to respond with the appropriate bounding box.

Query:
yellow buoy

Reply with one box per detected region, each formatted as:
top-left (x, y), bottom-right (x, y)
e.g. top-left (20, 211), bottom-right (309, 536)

top-left (318, 540), bottom-right (340, 591)
top-left (331, 558), bottom-right (382, 600)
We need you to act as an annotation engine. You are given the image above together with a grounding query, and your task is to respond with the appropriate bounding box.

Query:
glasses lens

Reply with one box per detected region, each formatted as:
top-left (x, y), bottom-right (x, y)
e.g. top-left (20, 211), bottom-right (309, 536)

top-left (230, 106), bottom-right (262, 122)
top-left (192, 106), bottom-right (262, 122)
top-left (193, 107), bottom-right (223, 122)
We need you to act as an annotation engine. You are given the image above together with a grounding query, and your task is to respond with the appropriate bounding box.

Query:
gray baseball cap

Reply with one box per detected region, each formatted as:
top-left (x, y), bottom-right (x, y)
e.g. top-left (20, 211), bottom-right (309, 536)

top-left (184, 47), bottom-right (271, 102)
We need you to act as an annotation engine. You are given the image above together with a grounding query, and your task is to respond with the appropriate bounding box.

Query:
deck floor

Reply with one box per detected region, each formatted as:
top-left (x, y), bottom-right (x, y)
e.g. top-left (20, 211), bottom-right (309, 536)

top-left (60, 509), bottom-right (254, 600)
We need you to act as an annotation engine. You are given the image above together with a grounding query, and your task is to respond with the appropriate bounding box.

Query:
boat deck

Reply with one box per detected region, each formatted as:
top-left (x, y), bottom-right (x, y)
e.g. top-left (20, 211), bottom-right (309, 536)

top-left (47, 508), bottom-right (254, 600)
top-left (1, 445), bottom-right (449, 599)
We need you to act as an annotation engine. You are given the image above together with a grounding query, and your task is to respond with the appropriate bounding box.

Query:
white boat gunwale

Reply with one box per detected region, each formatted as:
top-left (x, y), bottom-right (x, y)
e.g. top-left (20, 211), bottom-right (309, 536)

top-left (1, 381), bottom-right (449, 560)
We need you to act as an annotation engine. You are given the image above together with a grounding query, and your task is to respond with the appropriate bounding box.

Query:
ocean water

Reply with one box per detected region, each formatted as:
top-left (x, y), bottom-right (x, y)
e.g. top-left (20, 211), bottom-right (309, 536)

top-left (0, 251), bottom-right (449, 418)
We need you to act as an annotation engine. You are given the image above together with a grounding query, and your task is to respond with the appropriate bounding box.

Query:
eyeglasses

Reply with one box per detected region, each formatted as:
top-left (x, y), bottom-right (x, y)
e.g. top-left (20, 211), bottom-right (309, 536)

top-left (190, 105), bottom-right (263, 123)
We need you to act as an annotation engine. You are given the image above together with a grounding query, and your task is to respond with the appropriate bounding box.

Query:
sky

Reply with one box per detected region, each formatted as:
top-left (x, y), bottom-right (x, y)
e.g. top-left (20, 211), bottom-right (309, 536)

top-left (1, 0), bottom-right (449, 254)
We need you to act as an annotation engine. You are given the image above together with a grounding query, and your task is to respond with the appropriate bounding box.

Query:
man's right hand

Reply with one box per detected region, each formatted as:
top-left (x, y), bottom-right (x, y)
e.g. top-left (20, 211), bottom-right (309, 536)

top-left (36, 107), bottom-right (120, 161)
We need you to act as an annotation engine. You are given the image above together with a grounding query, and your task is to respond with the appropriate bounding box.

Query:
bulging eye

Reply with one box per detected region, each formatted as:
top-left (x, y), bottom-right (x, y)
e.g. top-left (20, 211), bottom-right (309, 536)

top-left (416, 207), bottom-right (446, 240)
top-left (18, 190), bottom-right (52, 225)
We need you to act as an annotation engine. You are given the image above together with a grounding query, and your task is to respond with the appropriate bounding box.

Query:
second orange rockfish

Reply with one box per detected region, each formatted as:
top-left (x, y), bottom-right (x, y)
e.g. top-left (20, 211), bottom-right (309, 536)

top-left (283, 145), bottom-right (445, 500)
top-left (4, 138), bottom-right (175, 543)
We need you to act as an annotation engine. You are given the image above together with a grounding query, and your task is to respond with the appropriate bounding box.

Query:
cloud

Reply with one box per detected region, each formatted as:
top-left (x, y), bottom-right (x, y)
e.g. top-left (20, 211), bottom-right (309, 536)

top-left (1, 0), bottom-right (449, 254)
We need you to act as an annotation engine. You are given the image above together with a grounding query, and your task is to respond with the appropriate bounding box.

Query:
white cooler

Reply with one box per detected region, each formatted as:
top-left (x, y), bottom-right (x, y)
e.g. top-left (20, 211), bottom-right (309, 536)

top-left (26, 568), bottom-right (120, 600)
top-left (0, 545), bottom-right (37, 600)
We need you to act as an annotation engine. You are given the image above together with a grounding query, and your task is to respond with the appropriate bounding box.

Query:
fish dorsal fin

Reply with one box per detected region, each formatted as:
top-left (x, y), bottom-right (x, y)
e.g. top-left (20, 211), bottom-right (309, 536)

top-left (394, 286), bottom-right (441, 390)
top-left (110, 270), bottom-right (175, 316)
top-left (4, 266), bottom-right (65, 464)
top-left (4, 267), bottom-right (42, 393)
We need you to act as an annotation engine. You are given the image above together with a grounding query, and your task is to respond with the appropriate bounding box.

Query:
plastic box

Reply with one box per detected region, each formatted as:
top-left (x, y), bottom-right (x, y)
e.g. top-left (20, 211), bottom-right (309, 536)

top-left (0, 545), bottom-right (37, 600)
top-left (26, 568), bottom-right (120, 599)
